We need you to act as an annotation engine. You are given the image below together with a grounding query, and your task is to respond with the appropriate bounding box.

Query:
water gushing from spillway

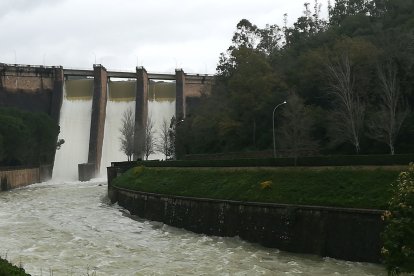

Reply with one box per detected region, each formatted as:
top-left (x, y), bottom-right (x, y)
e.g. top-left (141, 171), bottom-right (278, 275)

top-left (52, 79), bottom-right (93, 181)
top-left (0, 181), bottom-right (386, 275)
top-left (99, 80), bottom-right (136, 176)
top-left (148, 98), bottom-right (175, 160)
top-left (147, 81), bottom-right (176, 160)
top-left (100, 81), bottom-right (176, 174)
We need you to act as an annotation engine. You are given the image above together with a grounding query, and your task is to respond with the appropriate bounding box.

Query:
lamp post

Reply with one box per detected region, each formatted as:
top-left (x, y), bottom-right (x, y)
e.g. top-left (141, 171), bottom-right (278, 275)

top-left (272, 101), bottom-right (287, 158)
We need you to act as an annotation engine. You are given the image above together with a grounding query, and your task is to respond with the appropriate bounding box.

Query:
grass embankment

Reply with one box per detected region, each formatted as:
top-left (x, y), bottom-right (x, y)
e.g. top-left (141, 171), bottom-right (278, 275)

top-left (112, 166), bottom-right (403, 209)
top-left (0, 258), bottom-right (29, 276)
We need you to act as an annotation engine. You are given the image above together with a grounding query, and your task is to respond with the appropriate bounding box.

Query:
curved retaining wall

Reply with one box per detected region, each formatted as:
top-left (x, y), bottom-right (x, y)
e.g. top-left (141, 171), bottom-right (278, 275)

top-left (108, 184), bottom-right (384, 263)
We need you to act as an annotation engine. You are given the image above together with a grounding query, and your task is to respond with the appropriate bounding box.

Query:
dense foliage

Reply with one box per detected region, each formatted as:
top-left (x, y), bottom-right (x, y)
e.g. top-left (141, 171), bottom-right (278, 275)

top-left (0, 258), bottom-right (30, 276)
top-left (177, 0), bottom-right (414, 158)
top-left (0, 108), bottom-right (60, 166)
top-left (112, 166), bottom-right (400, 209)
top-left (382, 163), bottom-right (414, 275)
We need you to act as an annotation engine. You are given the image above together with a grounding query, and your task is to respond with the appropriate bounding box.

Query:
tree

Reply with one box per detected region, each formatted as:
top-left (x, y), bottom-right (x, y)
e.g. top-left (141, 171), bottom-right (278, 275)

top-left (119, 108), bottom-right (135, 161)
top-left (368, 61), bottom-right (409, 154)
top-left (381, 163), bottom-right (414, 275)
top-left (0, 113), bottom-right (31, 165)
top-left (157, 118), bottom-right (174, 160)
top-left (278, 93), bottom-right (318, 161)
top-left (144, 114), bottom-right (157, 160)
top-left (326, 53), bottom-right (365, 153)
top-left (0, 108), bottom-right (60, 166)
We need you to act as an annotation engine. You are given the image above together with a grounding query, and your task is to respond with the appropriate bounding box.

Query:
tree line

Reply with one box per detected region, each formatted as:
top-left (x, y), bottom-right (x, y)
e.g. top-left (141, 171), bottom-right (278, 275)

top-left (176, 0), bottom-right (414, 158)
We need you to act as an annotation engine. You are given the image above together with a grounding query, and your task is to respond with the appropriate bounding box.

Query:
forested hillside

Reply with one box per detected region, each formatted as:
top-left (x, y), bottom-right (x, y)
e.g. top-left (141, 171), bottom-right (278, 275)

top-left (176, 0), bottom-right (414, 158)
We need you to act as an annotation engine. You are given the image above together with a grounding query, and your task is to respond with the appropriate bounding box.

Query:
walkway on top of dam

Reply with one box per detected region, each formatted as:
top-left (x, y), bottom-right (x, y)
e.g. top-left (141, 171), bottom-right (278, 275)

top-left (63, 67), bottom-right (214, 82)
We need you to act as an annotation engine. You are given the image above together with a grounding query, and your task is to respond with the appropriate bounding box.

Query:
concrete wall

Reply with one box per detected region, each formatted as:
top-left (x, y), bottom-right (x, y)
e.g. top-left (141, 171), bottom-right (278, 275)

top-left (0, 167), bottom-right (40, 190)
top-left (0, 64), bottom-right (64, 119)
top-left (107, 175), bottom-right (384, 263)
top-left (175, 71), bottom-right (213, 119)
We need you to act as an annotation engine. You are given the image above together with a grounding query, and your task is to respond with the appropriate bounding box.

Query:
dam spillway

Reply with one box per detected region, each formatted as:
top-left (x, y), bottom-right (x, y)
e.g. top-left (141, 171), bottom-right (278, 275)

top-left (52, 79), bottom-right (93, 180)
top-left (99, 80), bottom-right (136, 177)
top-left (0, 63), bottom-right (213, 180)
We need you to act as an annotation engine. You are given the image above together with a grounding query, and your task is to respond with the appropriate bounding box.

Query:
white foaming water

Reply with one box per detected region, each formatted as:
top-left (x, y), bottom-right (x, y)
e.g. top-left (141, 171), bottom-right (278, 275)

top-left (100, 100), bottom-right (135, 176)
top-left (0, 181), bottom-right (387, 275)
top-left (148, 99), bottom-right (175, 160)
top-left (53, 81), bottom-right (93, 181)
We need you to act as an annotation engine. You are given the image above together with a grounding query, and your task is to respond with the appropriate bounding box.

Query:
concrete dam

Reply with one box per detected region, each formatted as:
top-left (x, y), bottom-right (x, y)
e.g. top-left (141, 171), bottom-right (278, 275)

top-left (0, 63), bottom-right (213, 179)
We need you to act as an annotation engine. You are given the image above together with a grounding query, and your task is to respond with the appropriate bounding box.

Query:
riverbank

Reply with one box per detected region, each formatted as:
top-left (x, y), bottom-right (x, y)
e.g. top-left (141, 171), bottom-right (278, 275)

top-left (111, 166), bottom-right (402, 209)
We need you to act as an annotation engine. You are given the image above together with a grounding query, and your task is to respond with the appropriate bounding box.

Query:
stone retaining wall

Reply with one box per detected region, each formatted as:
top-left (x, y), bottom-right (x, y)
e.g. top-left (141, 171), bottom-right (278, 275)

top-left (0, 165), bottom-right (52, 191)
top-left (108, 182), bottom-right (384, 263)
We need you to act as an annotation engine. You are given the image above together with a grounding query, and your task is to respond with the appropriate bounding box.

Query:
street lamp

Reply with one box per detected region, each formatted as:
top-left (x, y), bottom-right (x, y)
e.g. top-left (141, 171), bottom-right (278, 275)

top-left (272, 101), bottom-right (287, 158)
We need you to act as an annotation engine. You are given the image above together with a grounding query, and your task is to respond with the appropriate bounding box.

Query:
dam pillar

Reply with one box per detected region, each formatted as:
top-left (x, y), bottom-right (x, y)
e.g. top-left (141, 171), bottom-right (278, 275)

top-left (133, 67), bottom-right (148, 160)
top-left (50, 66), bottom-right (64, 122)
top-left (87, 64), bottom-right (108, 175)
top-left (175, 69), bottom-right (185, 120)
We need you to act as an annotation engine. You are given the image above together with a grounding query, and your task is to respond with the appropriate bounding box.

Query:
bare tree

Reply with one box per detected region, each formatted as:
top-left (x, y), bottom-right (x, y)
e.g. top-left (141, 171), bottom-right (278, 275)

top-left (368, 61), bottom-right (409, 155)
top-left (156, 117), bottom-right (176, 160)
top-left (279, 93), bottom-right (318, 161)
top-left (144, 114), bottom-right (157, 160)
top-left (119, 107), bottom-right (135, 161)
top-left (157, 118), bottom-right (171, 160)
top-left (326, 54), bottom-right (365, 153)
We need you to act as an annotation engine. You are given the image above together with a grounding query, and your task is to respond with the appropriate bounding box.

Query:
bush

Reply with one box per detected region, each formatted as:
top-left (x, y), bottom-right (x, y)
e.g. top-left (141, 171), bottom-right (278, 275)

top-left (0, 258), bottom-right (30, 276)
top-left (381, 163), bottom-right (414, 275)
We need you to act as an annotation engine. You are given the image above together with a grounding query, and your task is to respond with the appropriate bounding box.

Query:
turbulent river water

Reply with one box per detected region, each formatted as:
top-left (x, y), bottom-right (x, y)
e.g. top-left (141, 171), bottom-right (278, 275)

top-left (0, 179), bottom-right (386, 275)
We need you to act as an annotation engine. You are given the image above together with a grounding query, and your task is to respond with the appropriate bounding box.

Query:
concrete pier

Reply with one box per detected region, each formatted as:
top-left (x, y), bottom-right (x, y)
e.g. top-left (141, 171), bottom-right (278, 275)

top-left (175, 69), bottom-right (185, 120)
top-left (134, 67), bottom-right (148, 160)
top-left (87, 65), bottom-right (108, 175)
top-left (50, 66), bottom-right (64, 122)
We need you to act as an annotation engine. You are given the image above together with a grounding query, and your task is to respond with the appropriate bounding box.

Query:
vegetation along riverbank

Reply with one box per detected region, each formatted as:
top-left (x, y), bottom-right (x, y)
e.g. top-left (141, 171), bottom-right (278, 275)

top-left (0, 258), bottom-right (29, 276)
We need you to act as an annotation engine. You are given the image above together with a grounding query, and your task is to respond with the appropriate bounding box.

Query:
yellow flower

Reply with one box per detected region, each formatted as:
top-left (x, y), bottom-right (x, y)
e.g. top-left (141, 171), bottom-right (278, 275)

top-left (132, 166), bottom-right (144, 176)
top-left (260, 180), bottom-right (272, 190)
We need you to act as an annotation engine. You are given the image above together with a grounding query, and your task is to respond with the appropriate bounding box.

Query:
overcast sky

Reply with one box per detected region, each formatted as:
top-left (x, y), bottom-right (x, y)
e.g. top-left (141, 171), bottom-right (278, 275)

top-left (0, 0), bottom-right (331, 74)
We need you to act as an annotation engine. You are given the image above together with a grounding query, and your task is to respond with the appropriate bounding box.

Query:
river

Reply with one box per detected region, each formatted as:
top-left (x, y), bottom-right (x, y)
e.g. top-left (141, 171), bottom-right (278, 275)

top-left (0, 179), bottom-right (386, 275)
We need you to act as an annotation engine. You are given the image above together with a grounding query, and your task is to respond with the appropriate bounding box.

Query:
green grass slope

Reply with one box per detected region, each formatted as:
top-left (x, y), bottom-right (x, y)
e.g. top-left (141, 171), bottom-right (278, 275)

top-left (112, 166), bottom-right (402, 209)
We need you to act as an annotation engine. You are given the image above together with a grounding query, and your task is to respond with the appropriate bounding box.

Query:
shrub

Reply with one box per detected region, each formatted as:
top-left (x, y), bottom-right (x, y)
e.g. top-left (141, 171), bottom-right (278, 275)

top-left (381, 163), bottom-right (414, 275)
top-left (0, 258), bottom-right (30, 276)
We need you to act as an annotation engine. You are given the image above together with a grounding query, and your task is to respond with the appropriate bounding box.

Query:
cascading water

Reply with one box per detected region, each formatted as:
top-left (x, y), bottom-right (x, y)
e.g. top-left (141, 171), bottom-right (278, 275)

top-left (52, 79), bottom-right (93, 181)
top-left (99, 80), bottom-right (136, 176)
top-left (148, 81), bottom-right (176, 160)
top-left (99, 80), bottom-right (176, 172)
